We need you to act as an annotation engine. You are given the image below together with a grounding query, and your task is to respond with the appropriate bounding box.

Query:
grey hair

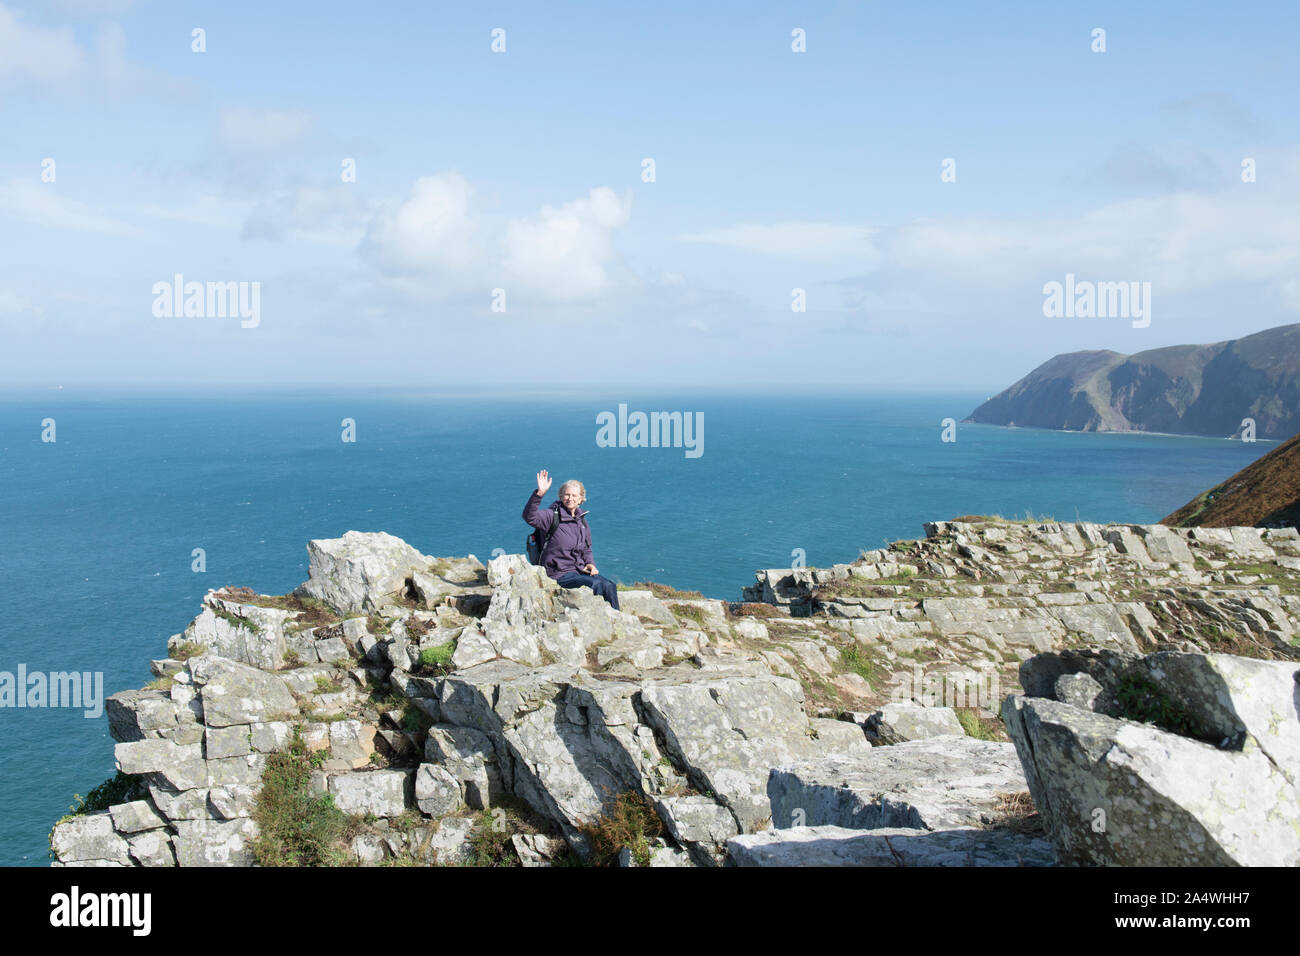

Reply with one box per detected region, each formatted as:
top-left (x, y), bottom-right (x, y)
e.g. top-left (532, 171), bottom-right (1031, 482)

top-left (557, 480), bottom-right (586, 502)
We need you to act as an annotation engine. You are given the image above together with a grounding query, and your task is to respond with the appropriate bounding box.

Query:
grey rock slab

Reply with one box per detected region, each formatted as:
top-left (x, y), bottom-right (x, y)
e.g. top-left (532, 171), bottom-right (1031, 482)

top-left (351, 832), bottom-right (388, 864)
top-left (1139, 652), bottom-right (1300, 784)
top-left (810, 718), bottom-right (872, 757)
top-left (1046, 603), bottom-right (1142, 654)
top-left (204, 724), bottom-right (252, 760)
top-left (768, 737), bottom-right (1029, 831)
top-left (106, 689), bottom-right (199, 743)
top-left (51, 812), bottom-right (132, 865)
top-left (328, 770), bottom-right (412, 817)
top-left (1054, 672), bottom-right (1104, 711)
top-left (617, 590), bottom-right (679, 627)
top-left (327, 720), bottom-right (377, 769)
top-left (188, 655), bottom-right (298, 727)
top-left (408, 816), bottom-right (476, 865)
top-left (146, 784), bottom-right (211, 821)
top-left (654, 795), bottom-right (740, 850)
top-left (172, 818), bottom-right (258, 866)
top-left (115, 739), bottom-right (202, 777)
top-left (424, 724), bottom-right (508, 809)
top-left (512, 832), bottom-right (569, 867)
top-left (727, 825), bottom-right (1056, 867)
top-left (639, 672), bottom-right (816, 832)
top-left (109, 800), bottom-right (168, 834)
top-left (127, 830), bottom-right (177, 867)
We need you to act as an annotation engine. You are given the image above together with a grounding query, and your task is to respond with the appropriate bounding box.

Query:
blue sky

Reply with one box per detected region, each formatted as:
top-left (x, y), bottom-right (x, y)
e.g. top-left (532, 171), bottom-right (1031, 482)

top-left (2, 0), bottom-right (1298, 388)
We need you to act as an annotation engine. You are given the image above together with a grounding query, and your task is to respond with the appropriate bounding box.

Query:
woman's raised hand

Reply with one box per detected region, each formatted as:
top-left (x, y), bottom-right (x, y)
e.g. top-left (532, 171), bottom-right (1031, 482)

top-left (536, 469), bottom-right (552, 495)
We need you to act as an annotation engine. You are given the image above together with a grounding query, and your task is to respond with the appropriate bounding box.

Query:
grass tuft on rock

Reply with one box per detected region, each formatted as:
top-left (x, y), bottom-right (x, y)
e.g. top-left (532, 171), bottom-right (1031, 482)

top-left (1113, 672), bottom-right (1202, 738)
top-left (668, 603), bottom-right (709, 628)
top-left (728, 602), bottom-right (783, 618)
top-left (168, 641), bottom-right (206, 661)
top-left (955, 708), bottom-right (1008, 741)
top-left (463, 809), bottom-right (522, 867)
top-left (621, 580), bottom-right (706, 600)
top-left (58, 772), bottom-right (144, 824)
top-left (417, 640), bottom-right (457, 675)
top-left (577, 791), bottom-right (664, 867)
top-left (835, 644), bottom-right (877, 685)
top-left (250, 728), bottom-right (359, 866)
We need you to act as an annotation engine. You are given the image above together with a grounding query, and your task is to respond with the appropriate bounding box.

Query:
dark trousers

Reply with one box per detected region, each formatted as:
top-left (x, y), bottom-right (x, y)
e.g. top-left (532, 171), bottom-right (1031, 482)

top-left (555, 571), bottom-right (621, 611)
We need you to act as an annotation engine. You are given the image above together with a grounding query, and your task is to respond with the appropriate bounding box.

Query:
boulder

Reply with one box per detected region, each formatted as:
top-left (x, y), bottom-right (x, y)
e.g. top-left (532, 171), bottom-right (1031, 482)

top-left (863, 702), bottom-right (965, 744)
top-left (414, 764), bottom-right (464, 817)
top-left (1003, 651), bottom-right (1300, 865)
top-left (180, 594), bottom-right (294, 670)
top-left (294, 530), bottom-right (433, 614)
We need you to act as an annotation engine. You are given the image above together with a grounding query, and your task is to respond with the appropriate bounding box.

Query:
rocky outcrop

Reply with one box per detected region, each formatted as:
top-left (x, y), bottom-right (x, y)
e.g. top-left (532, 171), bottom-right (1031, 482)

top-left (740, 518), bottom-right (1299, 718)
top-left (294, 530), bottom-right (443, 614)
top-left (1002, 649), bottom-right (1300, 866)
top-left (965, 322), bottom-right (1300, 439)
top-left (50, 517), bottom-right (1300, 867)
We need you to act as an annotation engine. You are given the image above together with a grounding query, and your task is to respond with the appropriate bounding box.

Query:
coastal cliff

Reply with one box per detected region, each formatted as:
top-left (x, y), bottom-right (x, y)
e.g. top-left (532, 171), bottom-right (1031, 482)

top-left (50, 522), bottom-right (1300, 867)
top-left (965, 323), bottom-right (1300, 439)
top-left (1164, 431), bottom-right (1300, 529)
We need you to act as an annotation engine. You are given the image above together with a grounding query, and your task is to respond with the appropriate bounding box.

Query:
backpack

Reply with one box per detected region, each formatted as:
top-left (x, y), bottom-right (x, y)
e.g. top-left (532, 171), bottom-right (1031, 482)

top-left (526, 502), bottom-right (565, 566)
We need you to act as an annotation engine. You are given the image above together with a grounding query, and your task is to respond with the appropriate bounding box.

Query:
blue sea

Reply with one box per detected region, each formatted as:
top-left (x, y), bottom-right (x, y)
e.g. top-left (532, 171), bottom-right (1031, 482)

top-left (0, 385), bottom-right (1272, 865)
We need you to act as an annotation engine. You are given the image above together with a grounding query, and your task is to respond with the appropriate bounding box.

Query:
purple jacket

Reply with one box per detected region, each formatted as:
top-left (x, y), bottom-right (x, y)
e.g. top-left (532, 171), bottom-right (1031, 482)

top-left (523, 490), bottom-right (594, 580)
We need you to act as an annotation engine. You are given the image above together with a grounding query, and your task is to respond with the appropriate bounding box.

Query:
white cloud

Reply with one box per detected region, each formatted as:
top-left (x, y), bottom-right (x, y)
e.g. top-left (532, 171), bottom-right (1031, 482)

top-left (685, 154), bottom-right (1300, 317)
top-left (880, 188), bottom-right (1300, 294)
top-left (503, 187), bottom-right (631, 301)
top-left (51, 0), bottom-right (138, 12)
top-left (95, 21), bottom-right (149, 95)
top-left (1, 178), bottom-right (140, 235)
top-left (1282, 279), bottom-right (1300, 313)
top-left (359, 172), bottom-right (480, 276)
top-left (676, 222), bottom-right (878, 258)
top-left (0, 6), bottom-right (162, 97)
top-left (243, 185), bottom-right (371, 244)
top-left (218, 108), bottom-right (314, 156)
top-left (359, 177), bottom-right (632, 303)
top-left (0, 4), bottom-right (84, 86)
top-left (0, 287), bottom-right (38, 316)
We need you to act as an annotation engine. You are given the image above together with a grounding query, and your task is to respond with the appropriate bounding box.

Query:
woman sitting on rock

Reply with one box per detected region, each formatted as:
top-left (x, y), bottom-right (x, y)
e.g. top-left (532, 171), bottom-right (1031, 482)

top-left (524, 469), bottom-right (620, 610)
